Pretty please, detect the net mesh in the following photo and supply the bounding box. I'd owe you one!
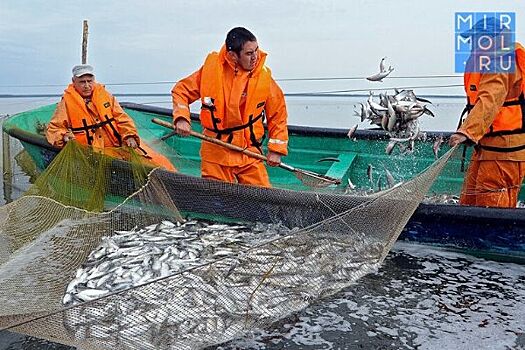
[0,141,456,349]
[23,142,156,212]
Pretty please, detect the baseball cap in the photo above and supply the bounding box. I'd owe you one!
[72,64,95,77]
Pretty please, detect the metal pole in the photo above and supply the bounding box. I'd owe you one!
[82,20,89,64]
[2,129,13,203]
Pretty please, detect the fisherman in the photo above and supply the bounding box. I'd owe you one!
[46,64,176,171]
[171,27,288,187]
[449,17,525,207]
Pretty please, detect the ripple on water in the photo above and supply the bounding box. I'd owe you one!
[214,242,525,350]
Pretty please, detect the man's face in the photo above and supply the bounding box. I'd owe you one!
[235,41,259,71]
[72,74,95,98]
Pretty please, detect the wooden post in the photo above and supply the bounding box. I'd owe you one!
[82,20,89,64]
[2,129,12,203]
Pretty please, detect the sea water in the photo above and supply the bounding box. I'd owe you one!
[216,243,525,350]
[0,244,523,350]
[1,96,523,350]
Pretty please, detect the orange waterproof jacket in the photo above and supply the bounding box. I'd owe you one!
[47,83,138,148]
[459,42,525,160]
[46,84,176,171]
[172,45,288,166]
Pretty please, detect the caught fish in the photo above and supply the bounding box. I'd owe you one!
[62,219,292,306]
[433,135,444,159]
[380,56,386,72]
[376,175,383,191]
[386,98,397,132]
[354,103,367,122]
[416,96,433,104]
[366,56,395,82]
[367,164,374,184]
[384,167,396,188]
[389,136,412,143]
[385,140,397,155]
[347,124,358,139]
[61,214,384,350]
[353,89,435,154]
[343,178,359,195]
[423,106,435,117]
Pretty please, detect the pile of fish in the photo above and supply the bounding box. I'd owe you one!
[62,218,383,350]
[352,89,436,154]
[62,220,291,305]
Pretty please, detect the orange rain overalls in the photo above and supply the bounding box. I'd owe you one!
[171,45,288,187]
[457,43,525,207]
[46,83,176,171]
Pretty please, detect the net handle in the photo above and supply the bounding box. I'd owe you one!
[151,118,342,186]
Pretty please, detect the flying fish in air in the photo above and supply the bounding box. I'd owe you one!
[366,56,394,82]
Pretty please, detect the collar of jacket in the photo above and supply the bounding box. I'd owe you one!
[218,44,268,77]
[65,82,104,100]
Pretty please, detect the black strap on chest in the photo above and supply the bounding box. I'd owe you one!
[463,92,525,152]
[202,102,266,152]
[478,143,525,152]
[70,115,122,146]
[461,93,525,136]
[79,119,94,145]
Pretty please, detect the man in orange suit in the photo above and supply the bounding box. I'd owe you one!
[171,27,288,187]
[47,64,175,171]
[449,17,525,207]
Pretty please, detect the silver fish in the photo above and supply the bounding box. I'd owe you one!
[376,174,383,191]
[347,124,358,139]
[367,164,374,184]
[433,135,444,159]
[61,216,384,350]
[384,167,396,188]
[386,98,397,132]
[366,57,395,82]
[385,140,397,155]
[354,89,435,149]
[354,103,366,122]
[380,56,387,72]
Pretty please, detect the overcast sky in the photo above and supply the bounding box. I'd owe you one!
[0,0,523,97]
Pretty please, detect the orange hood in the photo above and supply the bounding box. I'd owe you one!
[218,44,268,77]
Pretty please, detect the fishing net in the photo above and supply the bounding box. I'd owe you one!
[0,140,456,349]
[23,141,160,212]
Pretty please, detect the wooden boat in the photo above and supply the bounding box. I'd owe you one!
[2,102,524,263]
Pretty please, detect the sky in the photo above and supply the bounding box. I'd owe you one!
[0,0,523,97]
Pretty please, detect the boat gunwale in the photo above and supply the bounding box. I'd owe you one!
[2,103,524,261]
[3,103,525,222]
[119,102,455,141]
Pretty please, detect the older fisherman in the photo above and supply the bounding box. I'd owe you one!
[46,64,175,171]
[449,17,525,207]
[171,27,289,187]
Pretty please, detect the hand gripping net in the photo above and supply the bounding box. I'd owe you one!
[0,142,456,349]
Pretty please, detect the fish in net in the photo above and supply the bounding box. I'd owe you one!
[0,141,457,349]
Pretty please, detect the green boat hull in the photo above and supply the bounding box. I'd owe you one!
[3,103,473,193]
[3,103,525,262]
